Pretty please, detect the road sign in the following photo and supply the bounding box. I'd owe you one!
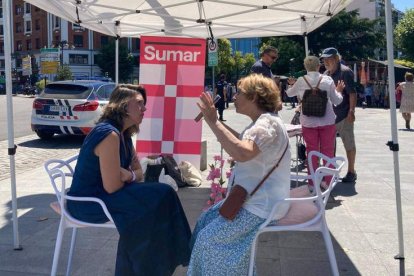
[40,48,59,74]
[22,56,32,76]
[208,39,218,67]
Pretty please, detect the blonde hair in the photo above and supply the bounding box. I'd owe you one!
[98,84,147,137]
[237,74,281,112]
[303,56,320,72]
[405,72,413,82]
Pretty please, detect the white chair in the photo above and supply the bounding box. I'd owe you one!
[44,156,116,276]
[248,151,346,276]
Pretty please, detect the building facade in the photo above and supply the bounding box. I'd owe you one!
[346,0,405,59]
[0,0,140,85]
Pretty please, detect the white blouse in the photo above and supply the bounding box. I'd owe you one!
[286,71,343,127]
[227,113,291,220]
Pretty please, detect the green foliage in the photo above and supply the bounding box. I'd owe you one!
[55,64,73,81]
[307,10,385,61]
[261,37,305,76]
[35,78,47,91]
[395,59,414,69]
[216,38,234,76]
[96,41,134,82]
[395,9,414,60]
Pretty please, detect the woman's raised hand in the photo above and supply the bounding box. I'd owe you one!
[336,80,346,93]
[197,92,218,124]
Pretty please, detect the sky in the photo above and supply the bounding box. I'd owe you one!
[392,0,414,12]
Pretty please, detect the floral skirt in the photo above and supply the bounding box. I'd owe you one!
[187,202,265,276]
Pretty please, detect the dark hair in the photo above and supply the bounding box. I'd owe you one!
[98,84,146,137]
[260,46,278,58]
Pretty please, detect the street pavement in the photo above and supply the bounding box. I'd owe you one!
[0,103,414,275]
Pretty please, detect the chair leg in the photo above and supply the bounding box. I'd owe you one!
[321,224,339,276]
[66,228,78,276]
[248,235,259,276]
[51,219,66,276]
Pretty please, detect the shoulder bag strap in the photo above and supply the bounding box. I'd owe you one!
[302,76,313,90]
[250,141,289,196]
[316,76,323,89]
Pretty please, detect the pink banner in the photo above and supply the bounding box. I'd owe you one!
[137,36,206,168]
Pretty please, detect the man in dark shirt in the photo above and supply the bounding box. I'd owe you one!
[321,47,357,183]
[214,74,227,121]
[250,46,278,78]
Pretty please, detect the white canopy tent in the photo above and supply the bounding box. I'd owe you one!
[5,0,404,260]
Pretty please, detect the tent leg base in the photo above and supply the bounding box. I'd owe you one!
[394,254,404,260]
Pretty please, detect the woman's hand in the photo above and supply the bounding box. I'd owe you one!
[120,167,133,183]
[197,92,218,125]
[336,80,346,93]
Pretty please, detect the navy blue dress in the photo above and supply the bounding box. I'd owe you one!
[67,121,191,275]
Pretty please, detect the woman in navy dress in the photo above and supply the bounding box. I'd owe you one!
[67,84,191,275]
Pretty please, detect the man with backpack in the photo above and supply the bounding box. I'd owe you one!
[321,47,358,183]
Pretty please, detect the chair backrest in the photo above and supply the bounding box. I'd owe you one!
[307,151,347,207]
[44,156,115,227]
[262,151,346,228]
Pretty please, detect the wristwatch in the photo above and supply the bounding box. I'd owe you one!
[349,109,355,113]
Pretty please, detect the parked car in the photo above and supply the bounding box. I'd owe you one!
[31,80,116,139]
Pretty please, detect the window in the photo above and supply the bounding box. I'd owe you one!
[17,41,23,51]
[0,60,5,68]
[15,5,22,15]
[35,19,40,30]
[0,25,3,36]
[0,44,4,54]
[25,3,31,14]
[100,36,109,46]
[52,16,60,29]
[94,54,99,65]
[69,54,88,65]
[72,23,85,32]
[0,6,3,18]
[25,20,32,33]
[96,84,116,100]
[35,38,40,49]
[73,35,83,47]
[15,22,22,33]
[26,40,32,51]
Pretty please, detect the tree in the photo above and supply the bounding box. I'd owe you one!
[395,9,414,60]
[261,37,305,76]
[96,41,134,82]
[55,64,73,81]
[307,10,385,61]
[217,38,234,77]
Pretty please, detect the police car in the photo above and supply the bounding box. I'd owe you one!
[31,80,116,139]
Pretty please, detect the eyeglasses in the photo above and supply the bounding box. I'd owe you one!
[267,54,278,60]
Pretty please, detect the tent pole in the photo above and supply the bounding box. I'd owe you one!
[304,35,309,57]
[115,38,119,84]
[384,0,404,259]
[3,0,21,250]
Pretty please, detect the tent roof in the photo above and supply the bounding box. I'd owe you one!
[26,0,354,39]
[368,58,412,69]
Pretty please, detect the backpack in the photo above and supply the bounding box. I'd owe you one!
[144,155,187,188]
[162,155,187,188]
[301,76,328,117]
